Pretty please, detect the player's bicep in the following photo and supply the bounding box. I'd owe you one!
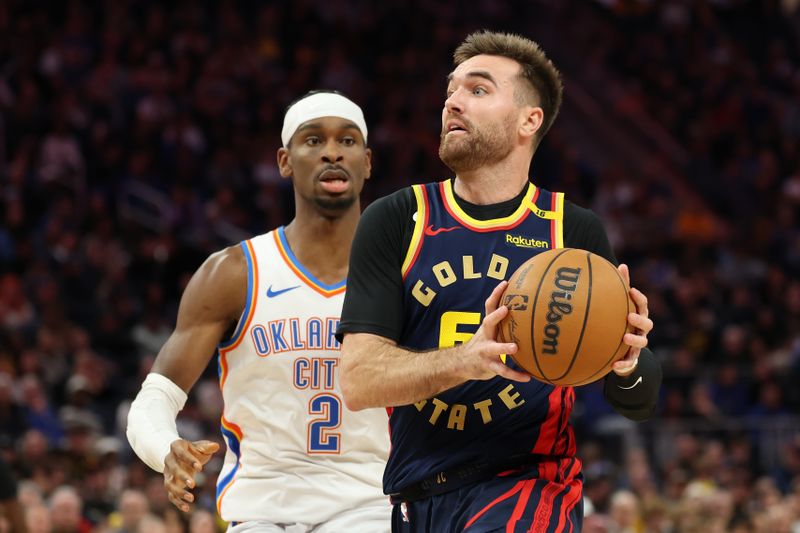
[152,246,247,391]
[339,193,409,341]
[342,332,398,354]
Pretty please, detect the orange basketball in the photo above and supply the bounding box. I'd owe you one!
[498,248,635,386]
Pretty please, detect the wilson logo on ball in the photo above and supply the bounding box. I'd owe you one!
[542,267,581,355]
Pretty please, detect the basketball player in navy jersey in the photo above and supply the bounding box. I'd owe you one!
[338,32,662,532]
[126,91,391,532]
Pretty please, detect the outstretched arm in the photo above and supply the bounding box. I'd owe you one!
[127,244,246,511]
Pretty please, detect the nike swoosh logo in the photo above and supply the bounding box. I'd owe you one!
[617,376,643,390]
[424,224,462,236]
[266,285,300,298]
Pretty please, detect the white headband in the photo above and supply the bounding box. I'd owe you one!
[281,92,368,147]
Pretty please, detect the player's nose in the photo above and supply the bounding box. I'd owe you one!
[321,139,343,163]
[445,88,465,115]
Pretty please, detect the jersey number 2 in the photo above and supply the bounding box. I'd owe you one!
[308,393,341,453]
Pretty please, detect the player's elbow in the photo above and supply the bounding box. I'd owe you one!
[341,380,365,412]
[340,359,367,412]
[340,336,370,411]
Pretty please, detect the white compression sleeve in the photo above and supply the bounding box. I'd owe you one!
[126,372,188,473]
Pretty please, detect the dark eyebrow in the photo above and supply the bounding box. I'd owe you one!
[295,120,360,134]
[446,70,498,87]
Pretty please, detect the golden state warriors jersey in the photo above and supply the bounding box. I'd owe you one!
[386,180,577,493]
[215,227,390,523]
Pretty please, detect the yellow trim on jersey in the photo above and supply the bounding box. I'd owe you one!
[553,192,565,249]
[401,185,427,279]
[443,179,537,229]
[523,196,563,221]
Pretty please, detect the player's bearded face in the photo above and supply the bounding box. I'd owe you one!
[438,112,516,172]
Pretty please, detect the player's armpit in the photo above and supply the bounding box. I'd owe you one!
[152,244,248,392]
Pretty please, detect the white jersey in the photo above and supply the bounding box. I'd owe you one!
[215,227,390,525]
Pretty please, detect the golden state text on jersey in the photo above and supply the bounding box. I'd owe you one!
[386,180,576,494]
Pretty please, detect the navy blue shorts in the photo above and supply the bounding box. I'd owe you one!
[391,459,583,533]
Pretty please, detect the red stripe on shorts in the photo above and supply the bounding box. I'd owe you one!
[554,478,582,533]
[505,479,535,533]
[528,481,559,532]
[463,481,525,530]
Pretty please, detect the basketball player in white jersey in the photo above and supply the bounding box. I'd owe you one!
[126,91,391,532]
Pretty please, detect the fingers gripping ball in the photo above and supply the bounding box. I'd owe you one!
[498,248,635,386]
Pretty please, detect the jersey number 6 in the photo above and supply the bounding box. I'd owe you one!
[439,311,481,347]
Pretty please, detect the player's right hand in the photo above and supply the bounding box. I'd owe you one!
[463,281,530,383]
[163,439,220,512]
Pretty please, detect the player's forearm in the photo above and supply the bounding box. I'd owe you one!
[341,333,468,410]
[604,347,661,421]
[126,373,187,472]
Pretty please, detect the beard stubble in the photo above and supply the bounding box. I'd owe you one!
[438,114,516,172]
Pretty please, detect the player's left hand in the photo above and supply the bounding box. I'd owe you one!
[613,264,653,377]
[163,439,220,512]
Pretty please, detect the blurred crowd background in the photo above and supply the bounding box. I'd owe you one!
[0,0,799,532]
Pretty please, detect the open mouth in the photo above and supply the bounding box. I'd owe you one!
[318,168,350,194]
[445,120,468,136]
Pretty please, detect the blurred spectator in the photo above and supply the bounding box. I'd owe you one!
[19,375,63,445]
[0,456,24,533]
[0,373,26,447]
[135,514,167,533]
[49,485,90,533]
[108,489,148,533]
[607,490,641,533]
[25,504,51,533]
[188,509,216,533]
[0,274,36,331]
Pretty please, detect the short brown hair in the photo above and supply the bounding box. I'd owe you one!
[454,30,563,142]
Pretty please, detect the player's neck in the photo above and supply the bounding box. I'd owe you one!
[453,157,531,205]
[282,206,359,284]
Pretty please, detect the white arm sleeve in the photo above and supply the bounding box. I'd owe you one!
[126,372,188,473]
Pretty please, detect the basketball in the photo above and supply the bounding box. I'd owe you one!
[498,248,635,386]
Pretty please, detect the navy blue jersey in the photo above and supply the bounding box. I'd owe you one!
[385,179,576,494]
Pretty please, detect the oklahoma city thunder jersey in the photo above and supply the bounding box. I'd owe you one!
[387,179,577,493]
[215,227,390,523]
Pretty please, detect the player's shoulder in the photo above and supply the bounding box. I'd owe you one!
[210,241,247,266]
[366,186,416,212]
[198,242,248,287]
[563,199,604,228]
[362,186,417,224]
[179,242,249,321]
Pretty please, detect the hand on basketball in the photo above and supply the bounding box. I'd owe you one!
[163,439,220,512]
[462,281,531,383]
[614,264,653,377]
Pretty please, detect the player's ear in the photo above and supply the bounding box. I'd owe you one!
[364,147,372,181]
[277,147,293,178]
[519,106,543,142]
